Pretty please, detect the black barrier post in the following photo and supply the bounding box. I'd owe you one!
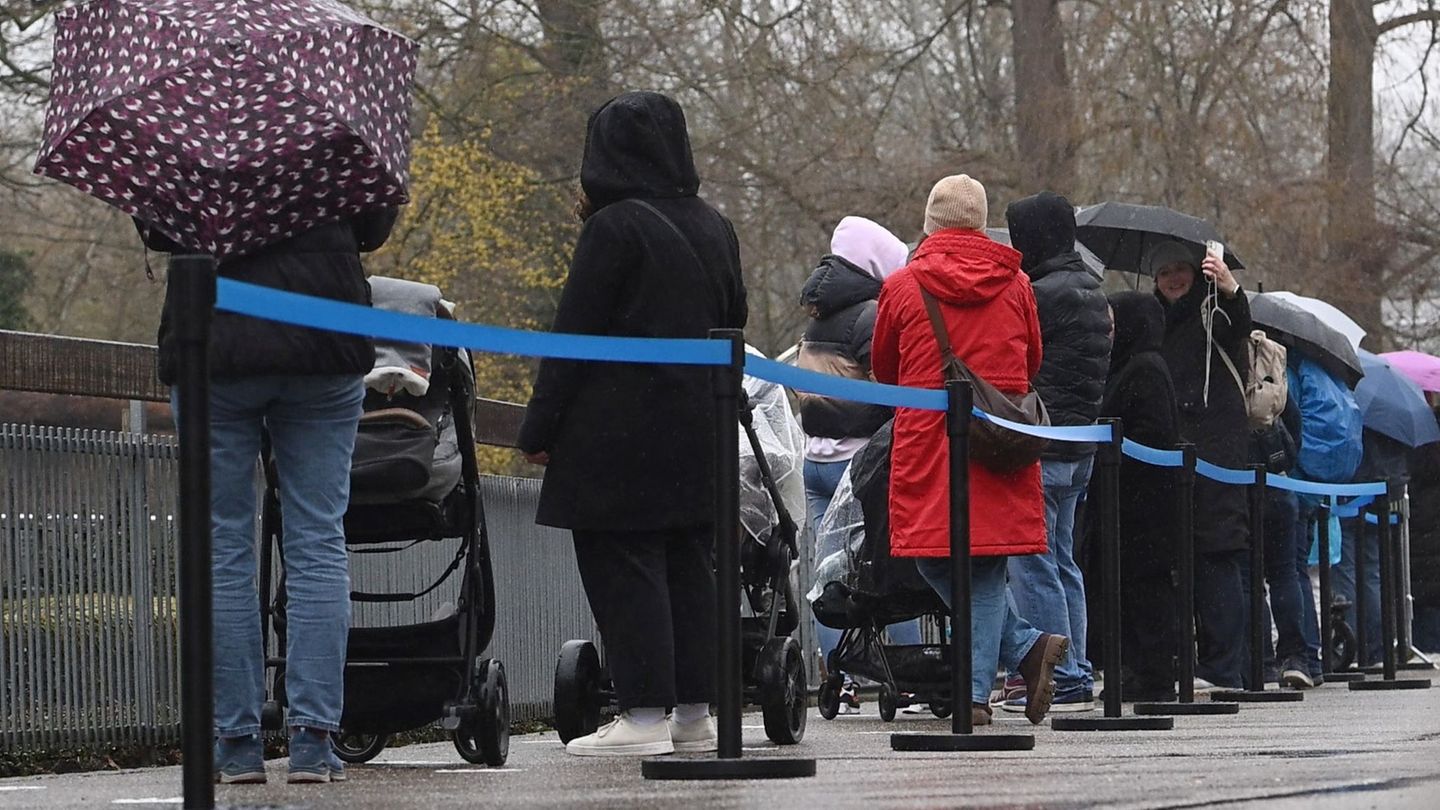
[1319,502,1364,683]
[1350,483,1431,691]
[1213,466,1303,703]
[643,330,816,780]
[1135,444,1238,716]
[174,255,216,808]
[1054,420,1173,731]
[891,380,1035,752]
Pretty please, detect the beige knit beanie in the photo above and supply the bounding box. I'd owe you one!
[923,174,988,235]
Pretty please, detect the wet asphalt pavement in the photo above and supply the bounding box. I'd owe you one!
[3,672,1439,809]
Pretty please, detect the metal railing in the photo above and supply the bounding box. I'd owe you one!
[0,421,600,748]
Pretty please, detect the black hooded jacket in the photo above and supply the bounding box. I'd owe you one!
[795,255,891,441]
[1156,268,1253,553]
[517,92,748,531]
[1006,192,1111,460]
[139,209,395,385]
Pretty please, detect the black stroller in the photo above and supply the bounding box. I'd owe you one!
[552,372,809,746]
[260,279,509,766]
[810,420,955,721]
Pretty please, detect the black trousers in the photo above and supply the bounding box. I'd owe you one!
[1120,556,1176,695]
[571,526,717,710]
[1194,550,1247,688]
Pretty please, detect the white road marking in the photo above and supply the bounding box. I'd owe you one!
[0,786,46,791]
[111,799,183,805]
[434,768,525,774]
[375,760,454,766]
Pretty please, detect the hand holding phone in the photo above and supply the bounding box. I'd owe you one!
[1201,240,1237,295]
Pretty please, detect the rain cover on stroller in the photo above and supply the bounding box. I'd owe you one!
[739,346,805,545]
[807,420,944,628]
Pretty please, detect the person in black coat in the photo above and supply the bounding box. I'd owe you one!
[1149,239,1252,689]
[516,91,747,757]
[139,209,397,783]
[1001,191,1112,708]
[1408,413,1440,652]
[1101,292,1182,699]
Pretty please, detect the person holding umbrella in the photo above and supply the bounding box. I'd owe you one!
[1147,239,1253,690]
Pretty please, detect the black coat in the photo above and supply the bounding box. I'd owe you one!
[139,210,395,385]
[1157,276,1252,553]
[517,92,748,531]
[1007,193,1111,460]
[1408,428,1440,608]
[795,255,891,440]
[1103,292,1181,577]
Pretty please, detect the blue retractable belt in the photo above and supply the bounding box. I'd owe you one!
[215,278,1390,497]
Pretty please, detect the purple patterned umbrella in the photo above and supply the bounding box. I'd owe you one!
[34,0,417,259]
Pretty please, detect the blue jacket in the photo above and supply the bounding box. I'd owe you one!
[1287,357,1363,484]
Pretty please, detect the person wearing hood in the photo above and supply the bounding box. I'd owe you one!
[517,92,747,757]
[873,174,1068,727]
[997,192,1111,714]
[1102,291,1182,700]
[1149,239,1252,690]
[796,215,917,711]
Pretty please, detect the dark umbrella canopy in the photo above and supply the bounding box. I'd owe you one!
[1247,292,1364,388]
[985,227,1104,279]
[35,0,417,258]
[1356,350,1440,448]
[1075,201,1244,276]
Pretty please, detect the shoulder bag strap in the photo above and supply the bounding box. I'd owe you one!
[919,287,968,382]
[627,198,731,320]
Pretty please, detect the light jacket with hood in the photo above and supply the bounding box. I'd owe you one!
[797,216,909,462]
[518,91,748,531]
[872,228,1046,558]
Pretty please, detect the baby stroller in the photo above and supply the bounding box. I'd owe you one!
[808,420,955,721]
[552,353,810,745]
[260,277,510,766]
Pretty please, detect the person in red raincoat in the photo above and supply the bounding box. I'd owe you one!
[872,174,1069,726]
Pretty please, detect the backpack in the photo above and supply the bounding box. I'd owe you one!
[1217,329,1288,429]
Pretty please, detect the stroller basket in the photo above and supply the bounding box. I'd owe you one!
[341,616,465,734]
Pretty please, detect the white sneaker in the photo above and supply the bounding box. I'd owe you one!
[669,716,717,753]
[1192,677,1218,693]
[565,715,674,757]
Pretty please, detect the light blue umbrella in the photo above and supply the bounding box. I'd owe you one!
[1355,350,1440,447]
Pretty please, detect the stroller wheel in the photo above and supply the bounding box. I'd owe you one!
[930,700,953,719]
[554,640,603,744]
[758,637,807,745]
[456,659,510,766]
[878,684,898,722]
[817,674,843,721]
[332,731,389,764]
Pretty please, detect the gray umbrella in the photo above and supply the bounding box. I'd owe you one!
[1247,291,1364,388]
[985,228,1104,279]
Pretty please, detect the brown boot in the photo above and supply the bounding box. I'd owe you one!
[1017,633,1070,725]
[971,703,993,726]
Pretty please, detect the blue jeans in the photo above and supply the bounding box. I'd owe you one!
[1334,518,1383,666]
[1240,490,1306,669]
[1007,456,1092,693]
[805,458,921,665]
[1294,502,1322,673]
[176,375,363,736]
[916,556,1042,704]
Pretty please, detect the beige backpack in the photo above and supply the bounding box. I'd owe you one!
[1217,329,1288,429]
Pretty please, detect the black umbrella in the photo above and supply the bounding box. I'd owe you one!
[985,227,1104,279]
[1247,292,1364,388]
[1075,202,1243,276]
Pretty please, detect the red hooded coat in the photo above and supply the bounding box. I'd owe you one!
[872,229,1046,558]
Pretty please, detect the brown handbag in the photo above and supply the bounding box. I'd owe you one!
[920,288,1050,472]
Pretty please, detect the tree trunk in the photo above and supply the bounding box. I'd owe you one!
[535,0,612,176]
[1326,0,1383,345]
[1010,0,1077,198]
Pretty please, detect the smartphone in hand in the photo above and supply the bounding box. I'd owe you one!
[1205,240,1224,262]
